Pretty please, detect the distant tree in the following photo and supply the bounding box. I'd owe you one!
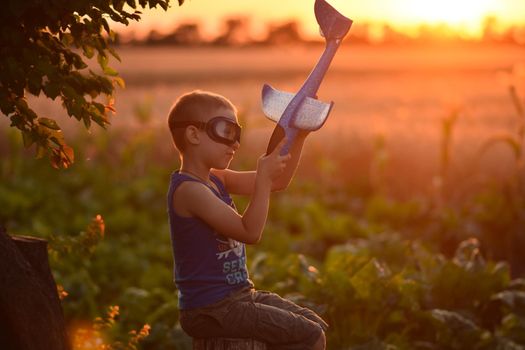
[145,28,167,43]
[0,0,184,168]
[213,18,250,46]
[482,16,500,43]
[381,24,411,45]
[167,23,202,45]
[141,23,202,45]
[265,21,303,45]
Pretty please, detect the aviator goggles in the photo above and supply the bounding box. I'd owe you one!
[173,116,242,146]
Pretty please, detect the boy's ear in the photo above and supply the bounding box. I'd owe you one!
[185,125,201,145]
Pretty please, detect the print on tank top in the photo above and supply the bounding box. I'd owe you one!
[215,234,248,286]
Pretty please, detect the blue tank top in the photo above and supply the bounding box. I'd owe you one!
[167,171,252,310]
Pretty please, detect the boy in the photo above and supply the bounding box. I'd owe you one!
[167,90,328,350]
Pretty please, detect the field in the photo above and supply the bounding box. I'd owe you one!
[1,44,525,349]
[17,44,525,192]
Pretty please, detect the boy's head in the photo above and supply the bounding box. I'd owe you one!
[168,90,239,153]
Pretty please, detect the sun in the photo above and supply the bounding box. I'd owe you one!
[400,0,496,25]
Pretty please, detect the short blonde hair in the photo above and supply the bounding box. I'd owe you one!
[168,90,237,152]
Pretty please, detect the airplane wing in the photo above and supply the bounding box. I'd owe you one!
[261,84,334,131]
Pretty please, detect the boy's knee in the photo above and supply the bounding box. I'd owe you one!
[312,329,325,350]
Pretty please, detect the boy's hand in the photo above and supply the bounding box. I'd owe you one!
[256,137,291,187]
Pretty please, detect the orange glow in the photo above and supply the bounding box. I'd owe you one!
[396,0,495,24]
[300,0,505,38]
[389,0,499,38]
[71,324,105,350]
[114,0,525,40]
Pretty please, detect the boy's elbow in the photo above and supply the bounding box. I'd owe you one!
[245,233,262,245]
[239,225,263,244]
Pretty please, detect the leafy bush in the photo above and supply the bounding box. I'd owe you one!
[253,235,524,349]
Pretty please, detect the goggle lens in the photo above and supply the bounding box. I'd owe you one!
[212,119,241,145]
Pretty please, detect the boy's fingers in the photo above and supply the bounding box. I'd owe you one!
[272,137,288,155]
[278,153,291,162]
[277,137,287,148]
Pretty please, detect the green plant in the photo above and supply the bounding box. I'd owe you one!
[433,107,460,207]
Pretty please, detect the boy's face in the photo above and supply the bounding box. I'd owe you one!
[199,106,240,169]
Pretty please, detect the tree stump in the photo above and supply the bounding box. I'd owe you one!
[0,227,70,350]
[193,338,267,350]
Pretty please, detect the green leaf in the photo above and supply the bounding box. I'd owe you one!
[102,19,111,34]
[43,82,61,100]
[431,309,479,330]
[15,99,38,121]
[36,145,47,159]
[113,76,126,89]
[61,33,74,47]
[49,136,64,147]
[38,118,61,130]
[509,279,525,291]
[492,291,525,314]
[82,114,92,129]
[108,46,121,62]
[22,130,35,147]
[430,309,483,344]
[453,238,485,270]
[103,65,119,77]
[27,71,43,96]
[350,258,390,299]
[62,145,75,165]
[83,45,95,59]
[35,59,54,76]
[0,97,15,115]
[97,53,109,70]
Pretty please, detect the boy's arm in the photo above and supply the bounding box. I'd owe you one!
[213,131,309,195]
[272,130,308,190]
[177,139,290,244]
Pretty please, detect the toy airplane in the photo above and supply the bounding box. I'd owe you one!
[263,0,352,154]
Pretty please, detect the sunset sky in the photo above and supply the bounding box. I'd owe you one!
[116,0,525,39]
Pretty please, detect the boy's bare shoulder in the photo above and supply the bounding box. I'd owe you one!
[173,181,210,216]
[174,180,210,199]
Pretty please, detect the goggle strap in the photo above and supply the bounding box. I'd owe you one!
[172,121,206,129]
